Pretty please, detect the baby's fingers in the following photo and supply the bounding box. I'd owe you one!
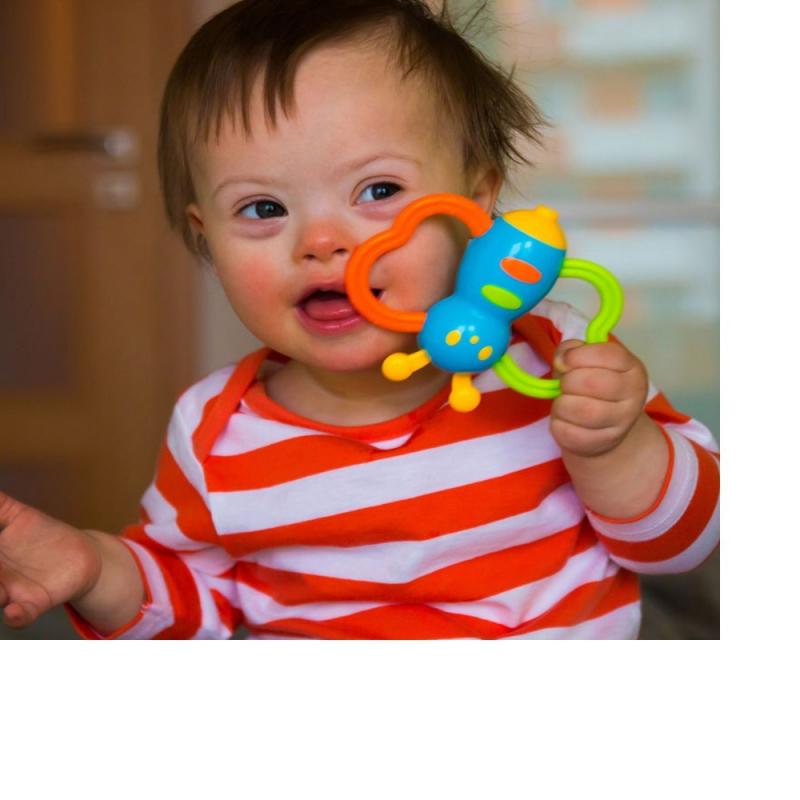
[556,340,639,373]
[559,367,629,402]
[552,393,623,430]
[0,564,51,628]
[2,599,42,629]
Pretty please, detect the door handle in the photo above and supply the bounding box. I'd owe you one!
[30,128,138,162]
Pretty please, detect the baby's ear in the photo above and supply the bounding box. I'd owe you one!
[185,204,214,267]
[185,202,204,235]
[470,167,502,215]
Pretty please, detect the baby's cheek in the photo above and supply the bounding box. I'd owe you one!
[394,224,462,286]
[231,255,280,289]
[220,256,284,314]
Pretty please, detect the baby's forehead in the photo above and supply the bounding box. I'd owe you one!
[194,41,453,164]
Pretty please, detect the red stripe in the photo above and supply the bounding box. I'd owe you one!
[645,391,693,426]
[119,525,204,639]
[219,458,571,554]
[253,604,507,639]
[205,387,552,491]
[154,441,218,545]
[513,314,561,365]
[237,522,595,605]
[243,374,450,442]
[594,440,719,563]
[210,588,243,634]
[148,549,204,639]
[248,570,638,639]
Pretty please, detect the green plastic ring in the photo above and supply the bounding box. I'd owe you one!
[493,258,624,399]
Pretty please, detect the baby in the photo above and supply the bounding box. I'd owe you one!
[0,0,719,639]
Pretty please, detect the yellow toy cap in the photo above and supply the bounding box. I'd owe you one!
[502,206,567,250]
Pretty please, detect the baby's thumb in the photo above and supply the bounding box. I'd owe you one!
[552,339,583,379]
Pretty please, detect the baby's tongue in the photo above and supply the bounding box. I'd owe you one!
[301,290,358,321]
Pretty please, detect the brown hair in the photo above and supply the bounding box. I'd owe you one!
[158,0,546,258]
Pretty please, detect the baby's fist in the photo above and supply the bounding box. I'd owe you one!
[550,339,648,458]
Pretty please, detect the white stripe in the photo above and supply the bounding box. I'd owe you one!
[367,431,417,450]
[502,603,641,639]
[212,415,561,533]
[587,427,699,542]
[206,572,240,602]
[611,496,720,575]
[189,569,231,640]
[174,364,235,433]
[531,298,589,341]
[167,364,237,494]
[246,483,583,583]
[213,403,336,455]
[664,419,719,453]
[180,546,237,576]
[168,409,212,506]
[430,543,618,627]
[115,540,175,640]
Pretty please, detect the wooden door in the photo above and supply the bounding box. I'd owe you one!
[0,0,199,636]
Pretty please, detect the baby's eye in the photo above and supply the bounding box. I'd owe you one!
[238,199,287,219]
[356,182,402,204]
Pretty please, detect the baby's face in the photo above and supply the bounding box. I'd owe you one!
[187,40,496,374]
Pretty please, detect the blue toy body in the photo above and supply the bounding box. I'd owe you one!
[419,216,567,372]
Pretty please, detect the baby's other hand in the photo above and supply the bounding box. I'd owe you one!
[0,491,101,628]
[550,339,649,458]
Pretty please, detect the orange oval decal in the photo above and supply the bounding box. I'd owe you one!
[500,257,541,284]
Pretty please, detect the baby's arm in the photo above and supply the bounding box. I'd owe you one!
[550,334,719,575]
[0,492,143,632]
[69,530,145,633]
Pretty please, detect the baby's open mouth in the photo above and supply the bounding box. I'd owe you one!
[297,287,382,324]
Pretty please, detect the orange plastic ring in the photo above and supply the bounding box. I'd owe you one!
[344,193,493,333]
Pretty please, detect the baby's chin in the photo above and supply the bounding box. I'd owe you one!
[303,348,396,376]
[299,330,419,374]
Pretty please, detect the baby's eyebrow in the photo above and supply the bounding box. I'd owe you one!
[212,176,275,200]
[336,151,421,176]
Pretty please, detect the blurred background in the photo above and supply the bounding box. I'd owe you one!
[1,0,718,639]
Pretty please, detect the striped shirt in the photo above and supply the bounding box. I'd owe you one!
[67,300,720,639]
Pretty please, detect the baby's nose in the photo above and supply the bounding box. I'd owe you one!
[293,218,352,264]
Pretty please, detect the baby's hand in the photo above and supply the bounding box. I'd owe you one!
[0,491,101,628]
[550,339,649,458]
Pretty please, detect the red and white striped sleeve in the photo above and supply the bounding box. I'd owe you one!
[66,369,242,640]
[586,388,720,574]
[531,299,720,575]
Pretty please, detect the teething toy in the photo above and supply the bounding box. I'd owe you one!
[344,193,623,412]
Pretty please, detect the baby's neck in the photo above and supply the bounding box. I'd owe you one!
[264,359,450,427]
